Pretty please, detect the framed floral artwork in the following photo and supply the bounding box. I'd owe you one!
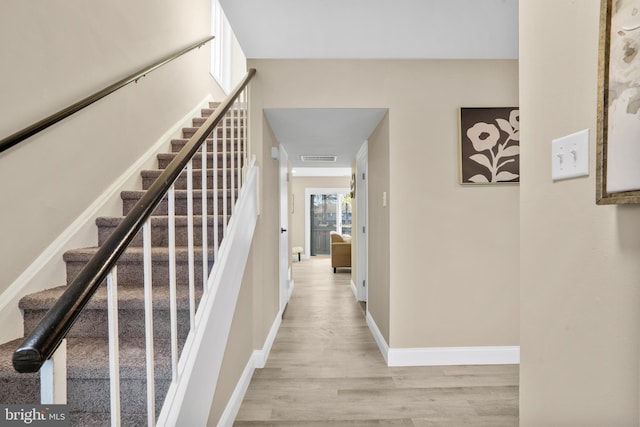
[458,107,520,184]
[596,0,640,204]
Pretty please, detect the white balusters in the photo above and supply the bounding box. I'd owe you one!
[213,129,220,263]
[107,268,121,427]
[245,86,251,172]
[237,101,242,190]
[242,92,247,183]
[230,108,235,215]
[142,221,156,426]
[222,112,228,235]
[202,143,209,291]
[97,88,253,426]
[167,186,179,381]
[186,161,195,329]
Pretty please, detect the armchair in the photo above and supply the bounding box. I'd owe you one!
[330,231,351,273]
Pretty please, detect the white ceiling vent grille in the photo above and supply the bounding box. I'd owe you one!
[300,155,337,162]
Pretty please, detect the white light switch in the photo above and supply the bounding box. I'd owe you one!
[382,191,387,207]
[551,129,589,181]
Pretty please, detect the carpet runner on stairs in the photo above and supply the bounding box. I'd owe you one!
[0,102,243,426]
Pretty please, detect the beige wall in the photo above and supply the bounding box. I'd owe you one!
[0,0,224,299]
[248,58,519,349]
[290,176,350,255]
[520,0,640,424]
[252,115,281,348]
[368,113,391,342]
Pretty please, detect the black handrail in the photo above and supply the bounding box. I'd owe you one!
[12,68,257,373]
[0,35,215,154]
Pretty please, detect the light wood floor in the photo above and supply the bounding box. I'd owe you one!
[234,256,519,426]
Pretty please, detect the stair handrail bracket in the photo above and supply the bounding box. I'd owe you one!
[12,68,257,374]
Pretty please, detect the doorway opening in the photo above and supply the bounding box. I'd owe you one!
[309,193,352,255]
[305,188,350,258]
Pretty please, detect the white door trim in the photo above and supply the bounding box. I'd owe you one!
[355,141,368,302]
[278,144,291,313]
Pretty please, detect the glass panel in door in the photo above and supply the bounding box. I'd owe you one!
[310,194,337,255]
[341,194,352,237]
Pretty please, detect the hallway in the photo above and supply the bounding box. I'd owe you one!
[234,256,518,426]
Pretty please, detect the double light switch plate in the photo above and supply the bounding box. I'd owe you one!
[551,129,589,181]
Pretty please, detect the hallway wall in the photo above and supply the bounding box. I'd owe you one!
[368,113,391,343]
[248,58,519,350]
[520,0,640,424]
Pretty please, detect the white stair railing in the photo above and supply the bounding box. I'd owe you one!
[32,71,256,427]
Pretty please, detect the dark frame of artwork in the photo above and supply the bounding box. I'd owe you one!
[458,107,520,185]
[350,173,356,198]
[597,0,640,204]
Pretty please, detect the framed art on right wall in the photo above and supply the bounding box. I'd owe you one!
[597,0,640,204]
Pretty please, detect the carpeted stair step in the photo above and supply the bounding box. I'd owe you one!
[141,168,244,191]
[20,285,202,340]
[199,102,233,115]
[192,116,244,128]
[0,339,39,404]
[0,98,240,424]
[64,246,214,287]
[121,189,235,216]
[200,108,216,118]
[0,336,172,422]
[181,126,243,140]
[65,337,171,417]
[96,215,224,247]
[170,138,241,153]
[156,152,243,169]
[69,411,145,427]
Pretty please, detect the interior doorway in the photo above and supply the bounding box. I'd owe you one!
[309,193,352,255]
[305,188,350,258]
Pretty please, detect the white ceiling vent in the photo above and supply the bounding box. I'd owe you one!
[300,155,337,163]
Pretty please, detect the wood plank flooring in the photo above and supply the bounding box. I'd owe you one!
[234,256,519,426]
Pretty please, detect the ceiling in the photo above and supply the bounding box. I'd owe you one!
[219,0,518,60]
[221,0,519,170]
[264,109,387,169]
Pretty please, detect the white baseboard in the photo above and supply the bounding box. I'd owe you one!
[254,310,282,369]
[216,352,257,427]
[0,95,213,345]
[366,311,389,364]
[218,310,283,426]
[365,312,519,367]
[350,280,358,299]
[288,279,295,301]
[388,346,520,366]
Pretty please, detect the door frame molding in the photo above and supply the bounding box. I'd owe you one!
[355,141,368,302]
[278,144,292,313]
